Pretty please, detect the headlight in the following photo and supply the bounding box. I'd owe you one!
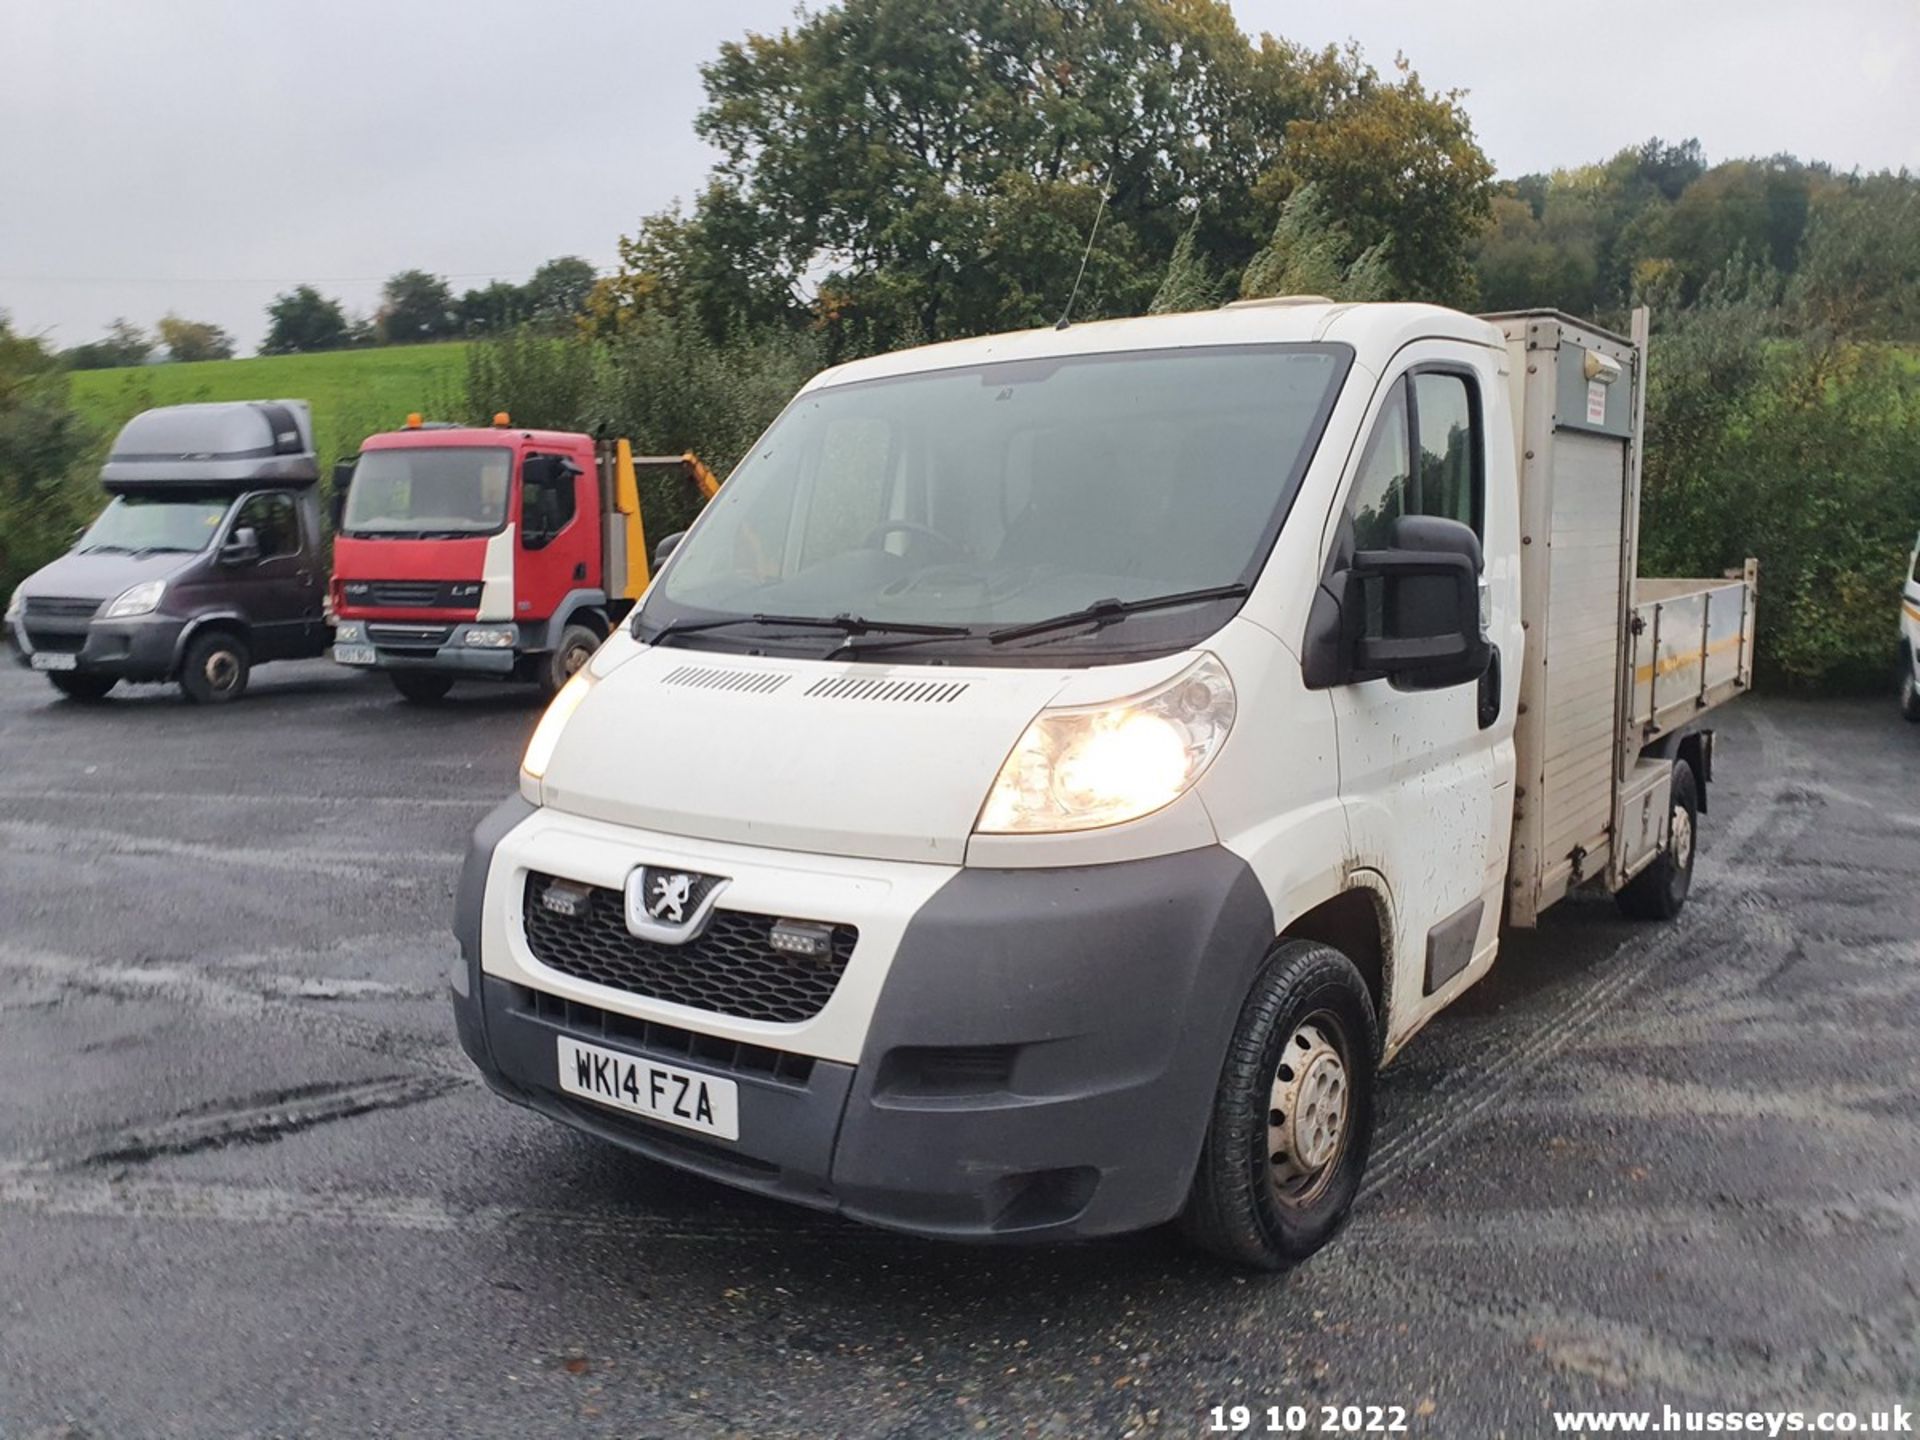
[333,620,365,644]
[977,654,1236,834]
[463,625,517,649]
[522,669,595,781]
[102,580,165,619]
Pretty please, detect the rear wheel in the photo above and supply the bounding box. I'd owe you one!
[178,631,250,705]
[542,622,601,698]
[1617,760,1698,920]
[389,671,455,705]
[1179,940,1378,1270]
[48,671,116,703]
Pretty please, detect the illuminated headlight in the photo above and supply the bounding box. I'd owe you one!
[102,580,165,619]
[977,654,1236,834]
[463,625,517,649]
[333,620,365,645]
[522,669,595,781]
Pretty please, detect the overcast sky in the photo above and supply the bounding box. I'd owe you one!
[3,0,1913,354]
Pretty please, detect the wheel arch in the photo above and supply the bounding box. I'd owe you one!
[540,588,610,650]
[171,612,251,677]
[1276,880,1394,1062]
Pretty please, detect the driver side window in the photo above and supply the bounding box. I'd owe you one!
[234,492,300,559]
[1347,371,1484,549]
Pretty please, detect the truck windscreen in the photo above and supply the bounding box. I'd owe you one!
[78,494,231,554]
[342,447,512,537]
[647,343,1350,657]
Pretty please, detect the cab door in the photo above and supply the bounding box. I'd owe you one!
[1326,344,1520,1047]
[223,491,319,660]
[515,444,601,630]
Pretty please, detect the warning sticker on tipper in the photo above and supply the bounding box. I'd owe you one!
[1586,378,1608,425]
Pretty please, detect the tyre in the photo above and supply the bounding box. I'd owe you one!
[48,671,116,703]
[1616,760,1698,920]
[1179,940,1378,1271]
[389,671,455,705]
[178,630,250,705]
[542,621,602,698]
[1900,647,1920,722]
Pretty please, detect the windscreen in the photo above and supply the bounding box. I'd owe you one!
[342,447,513,537]
[78,494,231,555]
[647,344,1349,658]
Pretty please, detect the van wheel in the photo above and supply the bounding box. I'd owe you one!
[179,631,250,705]
[48,672,116,703]
[1179,940,1377,1271]
[1617,761,1698,920]
[390,672,454,704]
[1900,648,1920,721]
[542,622,601,698]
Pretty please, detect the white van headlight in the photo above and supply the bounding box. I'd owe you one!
[102,580,165,619]
[522,669,596,782]
[976,655,1236,834]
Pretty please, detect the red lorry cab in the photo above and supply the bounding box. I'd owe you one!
[329,415,714,703]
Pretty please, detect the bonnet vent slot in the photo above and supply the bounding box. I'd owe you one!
[661,665,789,695]
[804,676,969,704]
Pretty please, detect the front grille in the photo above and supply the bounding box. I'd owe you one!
[367,622,453,650]
[24,629,86,653]
[364,581,442,608]
[522,872,854,1024]
[509,984,816,1087]
[24,597,102,619]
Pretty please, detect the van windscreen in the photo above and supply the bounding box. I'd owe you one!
[646,343,1350,661]
[342,447,513,537]
[78,493,231,555]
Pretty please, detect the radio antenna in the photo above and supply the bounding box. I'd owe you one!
[1055,180,1112,330]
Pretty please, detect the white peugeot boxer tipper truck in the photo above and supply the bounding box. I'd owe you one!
[451,301,1756,1268]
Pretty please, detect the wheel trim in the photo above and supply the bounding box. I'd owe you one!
[1266,1017,1350,1207]
[1670,799,1695,871]
[204,650,241,692]
[560,642,592,678]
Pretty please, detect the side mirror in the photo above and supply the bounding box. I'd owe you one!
[329,461,355,531]
[221,526,262,566]
[1342,515,1489,688]
[653,531,686,568]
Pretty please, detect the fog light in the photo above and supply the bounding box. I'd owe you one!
[769,919,834,960]
[334,620,365,645]
[463,626,516,649]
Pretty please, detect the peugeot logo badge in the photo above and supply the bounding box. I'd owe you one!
[625,865,728,944]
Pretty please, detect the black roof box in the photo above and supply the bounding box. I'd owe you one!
[100,400,317,492]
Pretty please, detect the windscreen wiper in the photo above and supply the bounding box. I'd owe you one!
[640,610,973,648]
[986,583,1251,646]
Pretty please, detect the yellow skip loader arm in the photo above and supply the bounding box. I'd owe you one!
[604,440,723,603]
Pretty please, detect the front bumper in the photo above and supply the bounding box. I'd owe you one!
[7,613,186,681]
[452,797,1276,1241]
[333,619,517,677]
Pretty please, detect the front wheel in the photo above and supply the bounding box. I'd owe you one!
[1900,649,1920,722]
[1616,760,1698,920]
[48,671,117,703]
[178,631,250,705]
[542,622,602,698]
[389,671,455,705]
[1179,940,1378,1271]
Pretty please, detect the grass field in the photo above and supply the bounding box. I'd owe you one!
[67,342,470,466]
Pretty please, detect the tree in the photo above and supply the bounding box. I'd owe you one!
[377,270,456,344]
[619,0,1488,350]
[62,318,151,371]
[1239,183,1391,302]
[1788,174,1920,342]
[262,286,349,354]
[521,257,597,326]
[1275,58,1493,304]
[456,281,526,336]
[0,313,93,595]
[156,314,235,363]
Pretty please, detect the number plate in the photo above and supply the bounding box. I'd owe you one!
[333,644,376,666]
[556,1036,739,1140]
[30,652,77,671]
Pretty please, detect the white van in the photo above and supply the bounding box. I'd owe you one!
[450,301,1755,1268]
